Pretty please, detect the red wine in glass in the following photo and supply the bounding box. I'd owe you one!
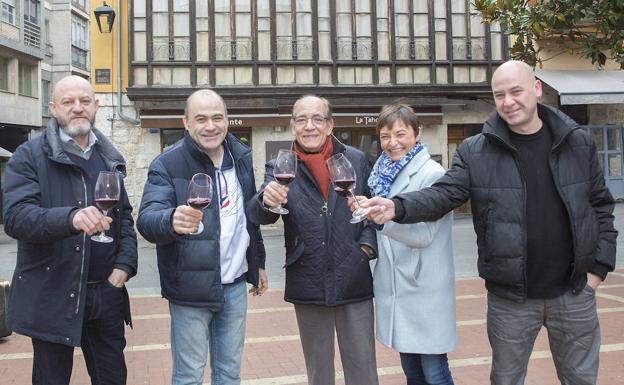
[326,153,370,224]
[274,173,296,186]
[95,198,119,211]
[186,173,213,235]
[269,149,297,215]
[334,179,355,191]
[187,197,212,210]
[334,187,350,198]
[92,171,120,243]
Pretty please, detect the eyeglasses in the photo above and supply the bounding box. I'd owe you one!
[292,115,328,128]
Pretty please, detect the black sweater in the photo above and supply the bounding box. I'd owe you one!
[510,126,573,299]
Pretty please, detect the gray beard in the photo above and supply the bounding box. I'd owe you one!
[61,123,92,138]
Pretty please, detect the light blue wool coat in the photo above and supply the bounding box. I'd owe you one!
[373,149,456,354]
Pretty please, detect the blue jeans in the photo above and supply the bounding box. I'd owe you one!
[400,353,454,385]
[169,280,248,385]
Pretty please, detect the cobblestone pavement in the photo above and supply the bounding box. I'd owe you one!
[1,269,623,385]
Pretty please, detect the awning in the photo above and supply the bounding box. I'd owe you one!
[535,70,624,105]
[0,146,12,158]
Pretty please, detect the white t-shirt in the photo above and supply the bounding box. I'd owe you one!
[215,149,250,284]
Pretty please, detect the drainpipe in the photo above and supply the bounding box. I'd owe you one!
[116,0,140,125]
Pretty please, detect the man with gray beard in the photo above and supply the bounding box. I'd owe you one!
[3,75,137,385]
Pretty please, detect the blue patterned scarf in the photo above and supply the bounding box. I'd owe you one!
[367,143,424,198]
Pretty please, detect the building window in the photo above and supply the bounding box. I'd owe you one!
[18,62,36,97]
[152,0,190,62]
[71,15,88,70]
[71,0,86,11]
[335,0,372,61]
[450,0,488,83]
[0,57,9,91]
[133,0,146,61]
[23,0,39,24]
[215,0,252,61]
[394,0,430,61]
[275,0,313,60]
[1,0,15,25]
[23,0,40,48]
[41,79,50,115]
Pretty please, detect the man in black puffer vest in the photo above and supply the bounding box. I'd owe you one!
[3,75,137,385]
[364,61,617,385]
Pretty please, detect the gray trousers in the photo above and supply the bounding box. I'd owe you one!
[487,285,600,385]
[294,299,379,385]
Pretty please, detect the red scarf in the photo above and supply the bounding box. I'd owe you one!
[294,138,334,200]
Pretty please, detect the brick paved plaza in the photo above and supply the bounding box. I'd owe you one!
[1,269,623,385]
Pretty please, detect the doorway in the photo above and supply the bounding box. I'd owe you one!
[333,127,380,164]
[584,125,624,199]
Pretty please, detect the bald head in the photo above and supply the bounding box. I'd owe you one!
[492,60,536,86]
[292,95,332,118]
[185,89,227,120]
[490,60,543,134]
[52,75,94,103]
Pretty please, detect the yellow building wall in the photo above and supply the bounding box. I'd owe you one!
[536,39,621,71]
[90,0,130,92]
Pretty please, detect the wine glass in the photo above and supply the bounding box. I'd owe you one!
[186,173,213,235]
[269,149,297,215]
[92,171,120,243]
[326,153,370,224]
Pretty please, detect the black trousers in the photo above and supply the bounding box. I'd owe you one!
[32,281,129,385]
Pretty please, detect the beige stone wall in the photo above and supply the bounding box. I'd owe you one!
[589,105,624,125]
[94,93,161,210]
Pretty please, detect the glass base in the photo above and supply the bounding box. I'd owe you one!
[268,205,289,215]
[91,233,114,243]
[190,222,204,235]
[350,207,370,224]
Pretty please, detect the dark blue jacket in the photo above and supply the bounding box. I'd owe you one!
[3,118,137,346]
[137,132,266,310]
[247,138,377,306]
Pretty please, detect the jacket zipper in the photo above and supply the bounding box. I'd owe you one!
[548,155,577,279]
[75,173,88,315]
[510,152,529,301]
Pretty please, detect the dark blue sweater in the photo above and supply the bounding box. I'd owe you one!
[68,149,117,282]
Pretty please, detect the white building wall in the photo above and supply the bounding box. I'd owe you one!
[0,57,41,127]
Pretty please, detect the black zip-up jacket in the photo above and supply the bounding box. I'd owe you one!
[392,104,617,302]
[3,118,137,346]
[137,132,266,310]
[247,138,377,306]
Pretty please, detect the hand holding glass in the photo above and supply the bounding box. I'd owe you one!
[326,153,370,224]
[269,149,297,215]
[92,171,120,243]
[186,173,213,235]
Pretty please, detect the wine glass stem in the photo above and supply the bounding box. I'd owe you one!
[100,209,107,237]
[349,190,363,210]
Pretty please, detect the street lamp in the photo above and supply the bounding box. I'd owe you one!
[94,2,116,34]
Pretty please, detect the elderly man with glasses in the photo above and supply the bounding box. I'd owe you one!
[248,95,380,385]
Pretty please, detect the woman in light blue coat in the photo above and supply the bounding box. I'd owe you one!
[368,104,456,385]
